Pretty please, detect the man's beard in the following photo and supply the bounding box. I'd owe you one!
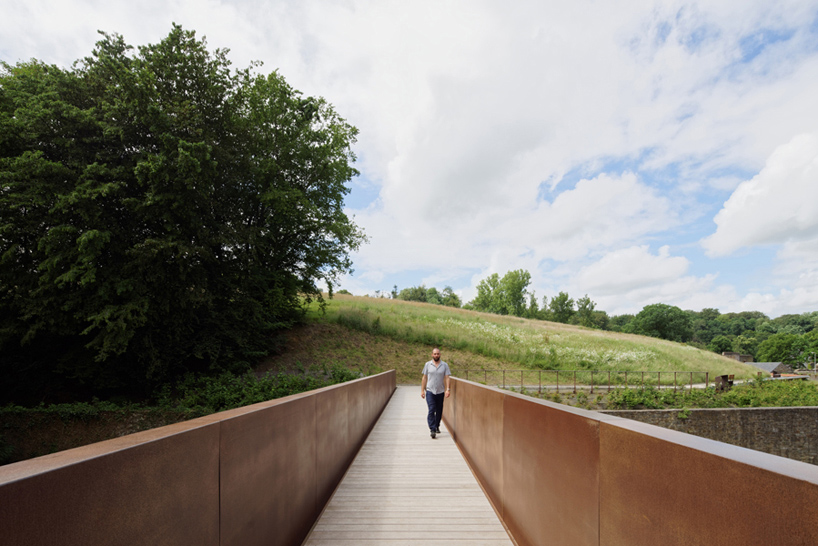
[433,356,440,362]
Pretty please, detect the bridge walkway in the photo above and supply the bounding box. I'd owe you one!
[302,385,513,546]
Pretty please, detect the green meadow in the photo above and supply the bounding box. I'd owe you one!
[290,294,760,385]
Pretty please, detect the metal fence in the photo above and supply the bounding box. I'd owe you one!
[461,369,710,394]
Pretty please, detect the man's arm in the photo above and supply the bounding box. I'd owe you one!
[444,373,451,398]
[421,369,427,399]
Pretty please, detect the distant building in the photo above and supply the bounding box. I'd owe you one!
[722,352,754,363]
[748,362,794,377]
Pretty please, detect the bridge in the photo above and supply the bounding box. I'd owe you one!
[303,385,512,545]
[2,370,818,545]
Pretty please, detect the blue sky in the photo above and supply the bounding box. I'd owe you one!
[3,0,818,317]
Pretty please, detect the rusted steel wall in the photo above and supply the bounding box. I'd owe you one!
[0,370,395,546]
[443,377,818,546]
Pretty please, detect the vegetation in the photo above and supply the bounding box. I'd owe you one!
[0,26,363,402]
[625,303,693,343]
[395,285,461,308]
[156,366,359,414]
[378,270,818,367]
[465,269,532,316]
[320,295,758,382]
[686,310,818,365]
[605,378,818,410]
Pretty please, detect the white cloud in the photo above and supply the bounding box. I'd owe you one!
[348,171,675,286]
[562,245,723,315]
[576,245,690,296]
[528,173,675,261]
[702,133,818,256]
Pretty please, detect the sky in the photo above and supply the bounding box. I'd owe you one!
[3,0,818,318]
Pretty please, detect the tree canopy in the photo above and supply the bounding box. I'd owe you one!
[756,331,818,366]
[466,270,532,316]
[396,285,461,308]
[626,303,693,343]
[548,291,576,324]
[0,26,364,400]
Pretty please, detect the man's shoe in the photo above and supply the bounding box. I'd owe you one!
[430,430,436,439]
[435,427,441,433]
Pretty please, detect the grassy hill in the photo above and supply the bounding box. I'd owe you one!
[258,294,760,385]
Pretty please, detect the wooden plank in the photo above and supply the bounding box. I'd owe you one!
[302,386,513,545]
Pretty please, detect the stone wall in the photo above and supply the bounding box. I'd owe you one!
[600,407,818,465]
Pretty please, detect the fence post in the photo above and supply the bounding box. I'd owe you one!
[573,371,576,394]
[705,371,709,389]
[608,371,612,392]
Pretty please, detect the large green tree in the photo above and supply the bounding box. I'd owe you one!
[497,269,531,317]
[626,303,693,343]
[574,294,596,327]
[398,285,428,303]
[548,292,575,324]
[467,270,531,317]
[440,286,462,308]
[0,26,363,399]
[756,332,817,367]
[467,273,502,314]
[707,335,734,354]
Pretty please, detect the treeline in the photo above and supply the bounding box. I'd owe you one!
[684,309,818,366]
[464,270,603,327]
[339,286,461,307]
[602,306,818,367]
[367,270,604,326]
[366,269,818,367]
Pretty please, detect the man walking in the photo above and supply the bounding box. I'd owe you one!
[421,348,451,439]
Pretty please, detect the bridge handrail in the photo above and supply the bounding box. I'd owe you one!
[443,376,818,546]
[0,370,396,546]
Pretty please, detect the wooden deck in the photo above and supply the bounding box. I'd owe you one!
[302,385,513,545]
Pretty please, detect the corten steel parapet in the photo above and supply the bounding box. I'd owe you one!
[0,370,396,546]
[443,377,818,546]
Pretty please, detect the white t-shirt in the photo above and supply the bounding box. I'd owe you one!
[422,360,451,395]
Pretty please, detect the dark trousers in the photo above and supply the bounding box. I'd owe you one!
[426,391,445,431]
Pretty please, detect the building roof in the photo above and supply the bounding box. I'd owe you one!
[748,362,783,373]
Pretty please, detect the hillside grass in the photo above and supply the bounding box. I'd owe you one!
[303,295,760,384]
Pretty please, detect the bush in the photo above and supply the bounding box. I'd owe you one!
[159,366,361,414]
[607,380,818,410]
